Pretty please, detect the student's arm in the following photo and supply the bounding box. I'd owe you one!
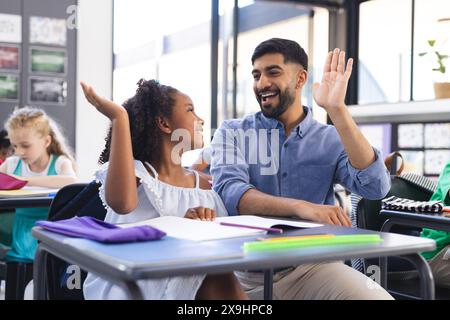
[210,121,351,226]
[22,159,77,188]
[80,82,137,214]
[0,162,6,173]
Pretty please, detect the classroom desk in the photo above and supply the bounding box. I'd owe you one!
[379,209,450,298]
[0,196,54,210]
[32,224,436,300]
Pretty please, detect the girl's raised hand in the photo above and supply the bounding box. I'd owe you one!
[80,81,126,120]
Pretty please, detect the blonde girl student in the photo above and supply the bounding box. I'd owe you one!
[0,107,77,262]
[80,79,247,300]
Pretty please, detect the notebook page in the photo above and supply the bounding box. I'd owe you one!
[215,215,322,229]
[118,216,265,241]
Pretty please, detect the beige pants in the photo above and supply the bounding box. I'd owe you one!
[236,261,394,300]
[429,245,450,289]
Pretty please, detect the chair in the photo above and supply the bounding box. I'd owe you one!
[5,181,106,300]
[44,181,106,300]
[353,173,450,299]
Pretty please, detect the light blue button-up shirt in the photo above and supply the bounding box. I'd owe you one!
[210,106,390,216]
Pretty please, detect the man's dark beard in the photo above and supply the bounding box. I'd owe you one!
[259,88,295,119]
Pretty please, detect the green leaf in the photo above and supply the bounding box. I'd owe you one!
[418,52,427,56]
[432,66,446,74]
[428,39,436,47]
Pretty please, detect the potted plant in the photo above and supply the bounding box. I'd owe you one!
[419,39,450,99]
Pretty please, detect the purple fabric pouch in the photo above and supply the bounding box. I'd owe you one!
[36,216,166,243]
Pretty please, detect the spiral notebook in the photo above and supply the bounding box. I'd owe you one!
[381,196,444,214]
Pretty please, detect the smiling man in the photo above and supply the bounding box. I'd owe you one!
[210,38,393,300]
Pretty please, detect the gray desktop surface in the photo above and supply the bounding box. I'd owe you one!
[32,224,436,281]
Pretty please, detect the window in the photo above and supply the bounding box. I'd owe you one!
[413,0,450,101]
[359,0,412,104]
[113,0,211,54]
[358,0,450,104]
[232,3,328,123]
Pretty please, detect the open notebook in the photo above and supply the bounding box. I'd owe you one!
[118,215,322,241]
[0,186,59,198]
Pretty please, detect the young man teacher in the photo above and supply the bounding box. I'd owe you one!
[211,38,393,300]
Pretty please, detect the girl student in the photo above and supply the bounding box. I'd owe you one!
[0,107,77,262]
[80,79,247,300]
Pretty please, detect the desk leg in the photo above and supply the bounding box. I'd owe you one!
[121,281,144,300]
[264,269,273,300]
[33,245,48,300]
[400,253,435,300]
[380,218,435,300]
[379,218,396,289]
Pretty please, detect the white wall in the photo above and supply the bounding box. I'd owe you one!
[76,0,113,181]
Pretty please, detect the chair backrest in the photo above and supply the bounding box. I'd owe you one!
[355,173,436,275]
[356,174,436,231]
[45,181,107,300]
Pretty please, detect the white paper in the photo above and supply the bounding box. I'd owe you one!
[118,215,321,241]
[0,14,21,43]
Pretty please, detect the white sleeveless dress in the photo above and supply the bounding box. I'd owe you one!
[83,160,228,300]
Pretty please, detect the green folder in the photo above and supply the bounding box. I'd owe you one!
[243,234,382,252]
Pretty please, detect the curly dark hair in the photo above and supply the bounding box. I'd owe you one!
[99,79,178,164]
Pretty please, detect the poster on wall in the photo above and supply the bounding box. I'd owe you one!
[0,14,21,43]
[30,47,66,75]
[424,123,450,148]
[425,150,450,175]
[0,74,19,102]
[29,76,67,105]
[398,124,423,148]
[30,16,66,46]
[0,44,20,71]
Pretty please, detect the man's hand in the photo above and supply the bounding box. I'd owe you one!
[184,207,216,221]
[313,48,353,113]
[294,200,352,227]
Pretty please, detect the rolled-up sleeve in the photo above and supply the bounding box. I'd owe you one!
[210,121,255,216]
[335,147,391,200]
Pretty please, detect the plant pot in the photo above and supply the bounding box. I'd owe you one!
[434,82,450,99]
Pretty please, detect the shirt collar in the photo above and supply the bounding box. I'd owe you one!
[260,106,314,138]
[295,106,314,138]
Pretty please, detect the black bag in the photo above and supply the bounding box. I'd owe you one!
[45,181,107,300]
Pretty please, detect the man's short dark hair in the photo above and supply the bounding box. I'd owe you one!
[251,38,308,71]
